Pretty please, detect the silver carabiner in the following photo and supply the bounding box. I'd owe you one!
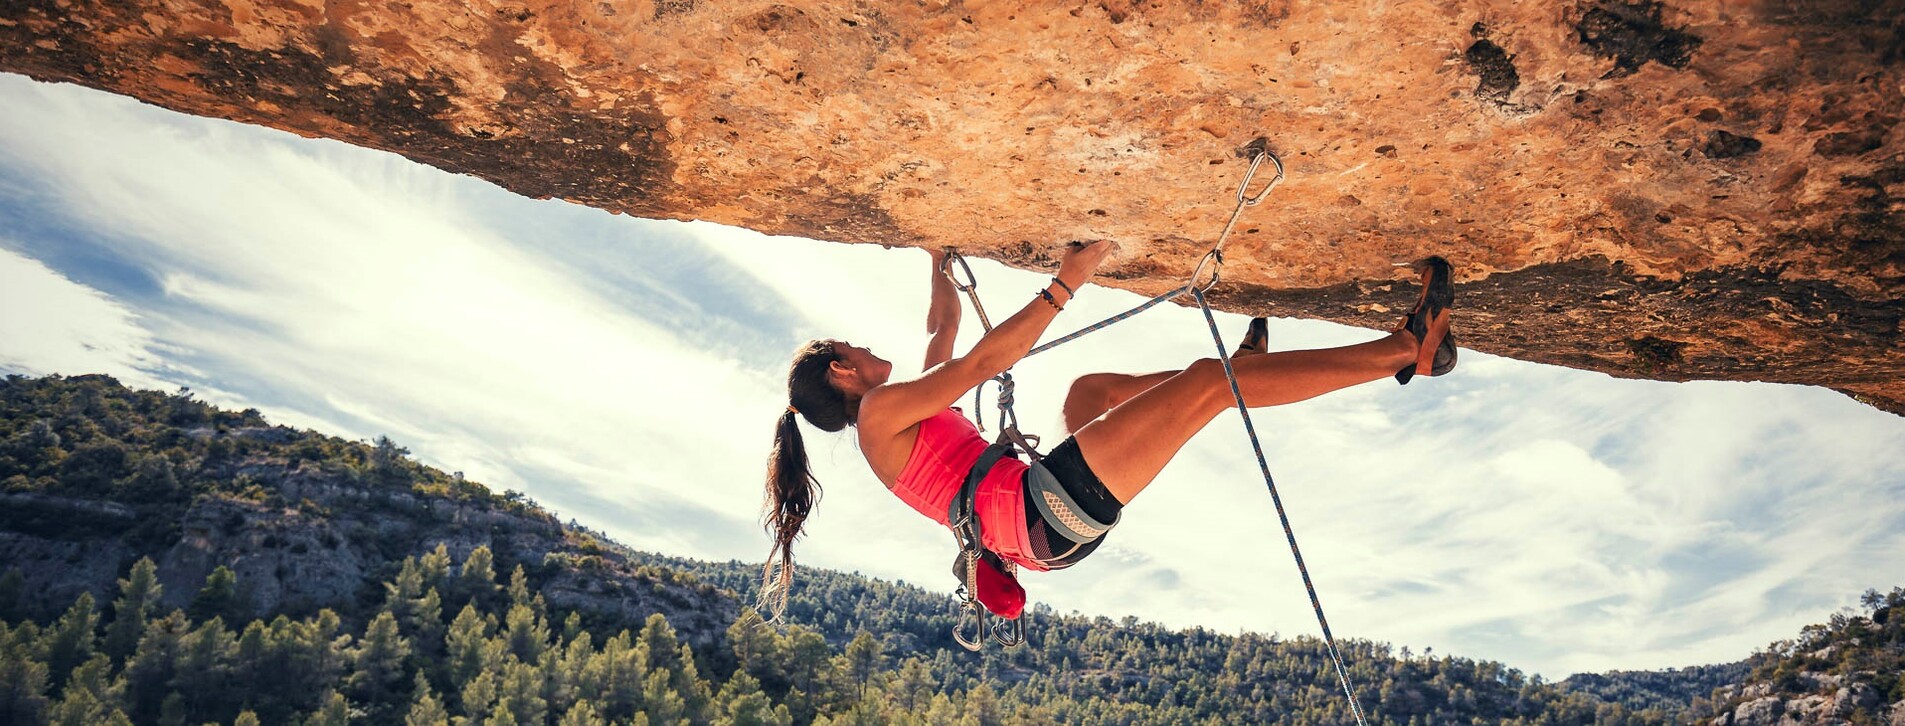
[992,615,1025,648]
[1188,249,1223,294]
[1237,150,1285,207]
[952,593,986,651]
[943,249,980,293]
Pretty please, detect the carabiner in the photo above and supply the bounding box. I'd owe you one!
[952,594,986,651]
[943,249,980,293]
[1188,249,1224,294]
[1237,150,1285,207]
[991,615,1025,649]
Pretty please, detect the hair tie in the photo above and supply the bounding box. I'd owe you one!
[786,405,799,416]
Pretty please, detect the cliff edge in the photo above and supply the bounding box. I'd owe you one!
[2,0,1899,412]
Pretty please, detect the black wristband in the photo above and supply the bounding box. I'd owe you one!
[1038,288,1064,311]
[1049,276,1074,298]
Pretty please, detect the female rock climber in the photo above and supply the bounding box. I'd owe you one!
[759,240,1454,618]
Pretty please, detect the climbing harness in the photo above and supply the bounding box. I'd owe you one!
[938,145,1367,725]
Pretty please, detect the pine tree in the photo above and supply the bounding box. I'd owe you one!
[507,566,532,607]
[105,558,161,660]
[590,630,646,719]
[420,544,453,590]
[638,614,680,674]
[562,611,583,645]
[237,610,348,720]
[306,691,350,726]
[555,700,608,726]
[483,697,519,726]
[122,609,189,723]
[0,628,50,725]
[170,616,237,724]
[187,566,247,625]
[406,673,450,726]
[893,658,936,713]
[350,611,413,708]
[388,557,427,613]
[371,435,413,486]
[839,631,885,701]
[728,609,782,692]
[45,653,130,726]
[455,547,497,609]
[964,682,1003,726]
[498,660,548,725]
[503,602,549,663]
[157,691,187,726]
[42,591,98,690]
[307,610,351,702]
[540,644,574,717]
[779,626,831,707]
[446,605,497,688]
[232,621,269,701]
[673,643,714,723]
[718,671,791,726]
[460,671,499,722]
[413,587,446,657]
[640,668,685,725]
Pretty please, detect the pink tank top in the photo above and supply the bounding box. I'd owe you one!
[891,408,1044,570]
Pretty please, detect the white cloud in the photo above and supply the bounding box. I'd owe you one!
[4,73,1903,680]
[0,244,170,390]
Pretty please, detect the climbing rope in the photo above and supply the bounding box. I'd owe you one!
[1191,287,1366,726]
[942,145,1367,723]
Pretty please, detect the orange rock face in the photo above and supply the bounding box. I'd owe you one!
[3,0,1900,412]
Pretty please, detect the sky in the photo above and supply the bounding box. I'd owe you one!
[2,73,1902,680]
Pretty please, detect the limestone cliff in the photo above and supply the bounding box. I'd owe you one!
[2,0,1900,412]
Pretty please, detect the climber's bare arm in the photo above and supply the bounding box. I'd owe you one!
[923,248,960,371]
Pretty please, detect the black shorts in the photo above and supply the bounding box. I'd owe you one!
[1023,437,1123,569]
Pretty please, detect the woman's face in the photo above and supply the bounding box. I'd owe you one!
[830,340,892,388]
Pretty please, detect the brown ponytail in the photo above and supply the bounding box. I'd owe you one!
[761,340,854,622]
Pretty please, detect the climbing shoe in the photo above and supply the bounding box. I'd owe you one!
[1234,317,1270,357]
[1394,256,1456,385]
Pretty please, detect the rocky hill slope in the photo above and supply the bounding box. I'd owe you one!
[0,373,738,652]
[2,0,1899,414]
[1696,588,1905,726]
[4,373,1902,724]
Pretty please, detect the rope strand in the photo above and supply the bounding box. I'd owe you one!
[1194,288,1366,726]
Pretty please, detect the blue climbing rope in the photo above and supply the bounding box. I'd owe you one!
[1025,283,1194,358]
[1193,288,1367,726]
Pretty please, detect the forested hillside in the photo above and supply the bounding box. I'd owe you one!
[0,374,1896,724]
[1692,587,1905,724]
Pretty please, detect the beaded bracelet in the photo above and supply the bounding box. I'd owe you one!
[1037,288,1064,312]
